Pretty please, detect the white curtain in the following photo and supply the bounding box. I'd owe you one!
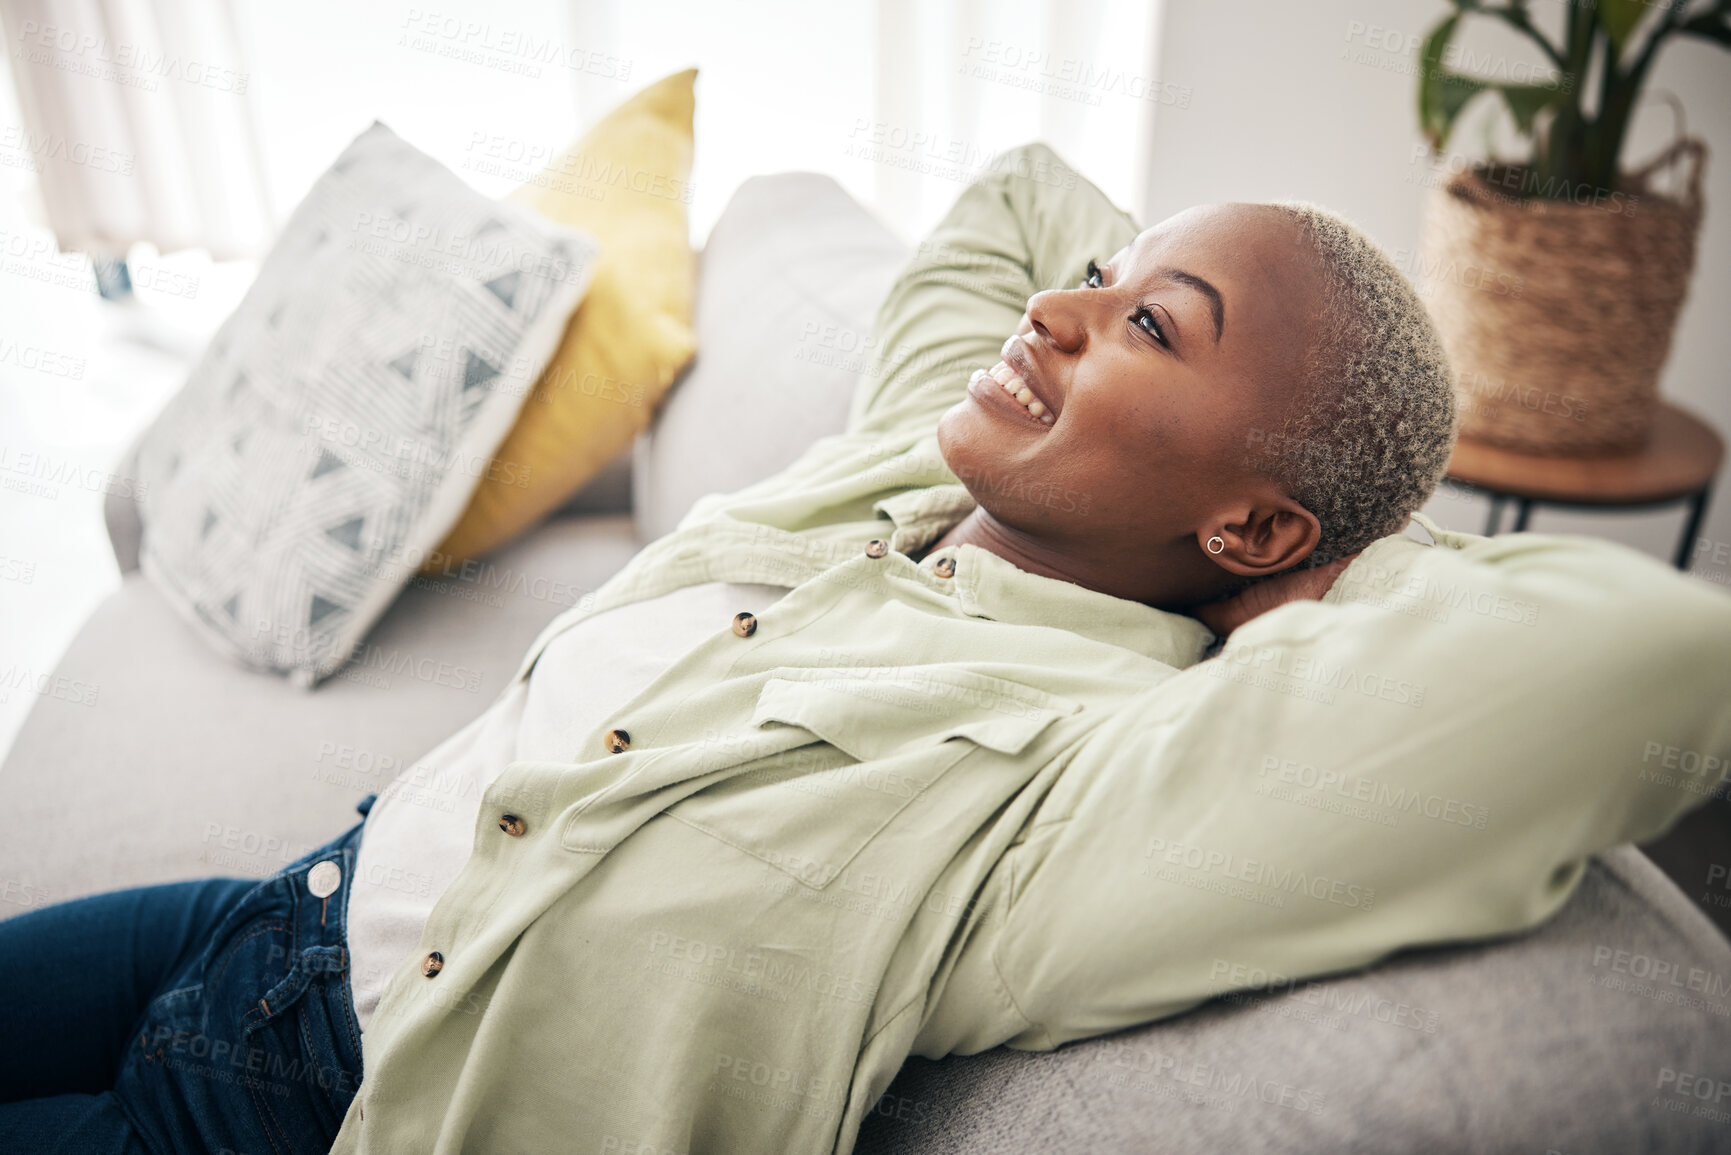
[865,0,1169,234]
[0,0,1171,257]
[0,0,272,259]
[558,0,1173,243]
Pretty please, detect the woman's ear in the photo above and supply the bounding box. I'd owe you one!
[1202,499,1321,577]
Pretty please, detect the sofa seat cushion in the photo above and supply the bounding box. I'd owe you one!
[0,515,640,911]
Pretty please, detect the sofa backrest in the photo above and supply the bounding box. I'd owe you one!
[632,172,910,543]
[855,844,1731,1154]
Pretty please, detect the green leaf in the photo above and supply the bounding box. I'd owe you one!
[1497,82,1569,135]
[1419,15,1464,149]
[1598,0,1649,53]
[1430,73,1492,152]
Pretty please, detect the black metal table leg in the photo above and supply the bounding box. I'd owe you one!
[1676,487,1713,571]
[1454,474,1721,567]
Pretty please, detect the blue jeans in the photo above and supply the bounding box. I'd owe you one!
[0,796,375,1155]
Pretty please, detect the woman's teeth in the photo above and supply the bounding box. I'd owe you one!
[984,361,1054,424]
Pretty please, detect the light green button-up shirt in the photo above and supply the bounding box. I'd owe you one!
[335,145,1731,1155]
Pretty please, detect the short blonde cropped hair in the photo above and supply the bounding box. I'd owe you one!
[1255,201,1460,566]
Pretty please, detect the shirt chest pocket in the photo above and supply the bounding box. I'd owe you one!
[663,667,1081,889]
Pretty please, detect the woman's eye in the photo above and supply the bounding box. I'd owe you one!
[1084,260,1165,347]
[1133,305,1167,347]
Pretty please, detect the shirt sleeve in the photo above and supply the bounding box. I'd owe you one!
[923,522,1731,1053]
[844,142,1140,442]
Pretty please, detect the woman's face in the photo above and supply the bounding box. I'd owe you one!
[935,202,1331,584]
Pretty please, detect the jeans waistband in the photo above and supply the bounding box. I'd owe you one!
[249,795,375,1033]
[204,793,375,953]
[120,793,380,1143]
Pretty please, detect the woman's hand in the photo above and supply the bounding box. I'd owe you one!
[1190,552,1361,640]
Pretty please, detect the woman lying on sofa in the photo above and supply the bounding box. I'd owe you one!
[3,143,1727,1155]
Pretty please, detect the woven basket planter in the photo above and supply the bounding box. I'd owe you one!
[1417,139,1705,455]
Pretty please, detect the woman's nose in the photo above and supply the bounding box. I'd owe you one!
[1025,288,1087,354]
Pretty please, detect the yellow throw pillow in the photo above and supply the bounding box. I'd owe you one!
[427,68,698,567]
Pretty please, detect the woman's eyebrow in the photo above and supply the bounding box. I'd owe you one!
[1154,268,1225,343]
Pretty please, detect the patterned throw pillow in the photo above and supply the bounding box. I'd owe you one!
[135,122,597,688]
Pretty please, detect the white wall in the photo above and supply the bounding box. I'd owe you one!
[1147,0,1731,582]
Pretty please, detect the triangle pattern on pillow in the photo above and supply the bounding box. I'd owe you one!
[310,448,345,479]
[484,271,521,309]
[325,516,365,551]
[463,350,501,391]
[308,594,346,628]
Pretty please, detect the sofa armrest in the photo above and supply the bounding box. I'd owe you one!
[105,431,148,574]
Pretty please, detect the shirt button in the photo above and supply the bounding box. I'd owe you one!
[604,728,631,753]
[498,814,526,837]
[933,556,956,579]
[864,538,889,559]
[731,611,757,637]
[422,951,444,978]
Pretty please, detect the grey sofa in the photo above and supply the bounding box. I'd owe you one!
[4,173,1729,1155]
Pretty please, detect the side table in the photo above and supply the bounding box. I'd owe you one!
[1443,402,1725,571]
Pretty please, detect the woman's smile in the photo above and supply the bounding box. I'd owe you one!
[966,363,1054,428]
[966,334,1059,428]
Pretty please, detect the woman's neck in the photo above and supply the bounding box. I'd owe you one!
[916,507,1227,610]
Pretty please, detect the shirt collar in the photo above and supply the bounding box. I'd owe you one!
[872,477,1217,670]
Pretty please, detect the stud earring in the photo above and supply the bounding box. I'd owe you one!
[1206,535,1225,555]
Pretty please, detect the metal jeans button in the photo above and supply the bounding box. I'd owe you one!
[307,861,341,898]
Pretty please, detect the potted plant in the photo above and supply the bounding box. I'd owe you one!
[1414,0,1729,454]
